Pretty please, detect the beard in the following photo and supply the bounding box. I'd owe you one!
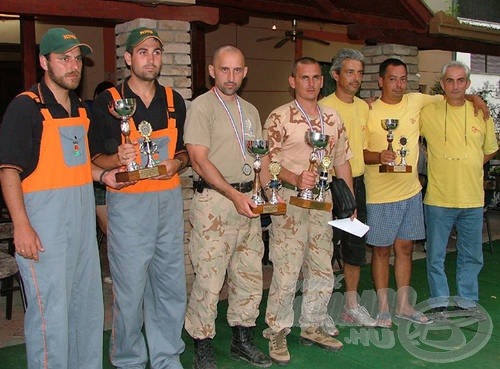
[47,67,81,91]
[131,63,161,82]
[216,82,239,96]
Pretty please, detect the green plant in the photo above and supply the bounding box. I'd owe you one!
[429,79,444,95]
[470,81,500,133]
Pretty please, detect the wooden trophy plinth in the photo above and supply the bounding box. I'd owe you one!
[289,196,333,212]
[252,202,287,215]
[379,164,412,173]
[115,164,167,182]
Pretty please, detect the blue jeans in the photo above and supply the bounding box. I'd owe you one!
[424,205,483,308]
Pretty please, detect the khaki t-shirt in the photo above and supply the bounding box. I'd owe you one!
[184,89,262,183]
[263,101,352,177]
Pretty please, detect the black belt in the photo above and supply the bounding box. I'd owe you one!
[194,179,254,193]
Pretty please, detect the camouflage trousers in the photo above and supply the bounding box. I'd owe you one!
[265,187,334,333]
[185,188,265,339]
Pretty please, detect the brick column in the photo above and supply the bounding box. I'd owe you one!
[115,18,195,293]
[360,43,420,98]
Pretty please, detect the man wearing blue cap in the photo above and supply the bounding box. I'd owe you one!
[0,27,120,369]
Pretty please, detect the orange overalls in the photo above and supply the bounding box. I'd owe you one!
[17,92,103,369]
[104,87,186,368]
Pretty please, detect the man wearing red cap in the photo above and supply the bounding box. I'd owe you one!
[0,27,120,369]
[90,27,188,369]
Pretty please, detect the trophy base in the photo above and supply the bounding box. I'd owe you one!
[289,196,332,212]
[379,164,412,173]
[116,165,167,182]
[252,202,287,215]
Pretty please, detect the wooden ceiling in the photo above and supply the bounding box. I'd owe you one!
[1,0,499,55]
[196,0,500,55]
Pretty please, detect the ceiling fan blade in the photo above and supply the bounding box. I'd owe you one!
[300,35,330,46]
[256,36,280,42]
[274,38,290,48]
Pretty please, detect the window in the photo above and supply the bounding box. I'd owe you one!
[470,54,500,74]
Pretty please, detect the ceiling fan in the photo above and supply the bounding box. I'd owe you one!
[256,19,330,48]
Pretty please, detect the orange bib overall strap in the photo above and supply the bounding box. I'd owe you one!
[107,87,180,193]
[20,91,92,193]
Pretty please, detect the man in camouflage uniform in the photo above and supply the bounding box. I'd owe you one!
[184,45,271,369]
[261,57,354,364]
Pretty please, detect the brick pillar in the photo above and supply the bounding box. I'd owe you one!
[360,43,420,98]
[114,18,195,294]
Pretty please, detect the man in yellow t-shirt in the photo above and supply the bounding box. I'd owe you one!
[319,48,377,328]
[420,61,498,312]
[363,58,441,327]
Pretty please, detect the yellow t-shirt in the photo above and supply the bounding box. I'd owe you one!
[319,94,368,177]
[365,93,441,203]
[420,100,498,208]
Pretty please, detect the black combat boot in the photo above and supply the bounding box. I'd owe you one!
[230,326,272,368]
[193,338,217,369]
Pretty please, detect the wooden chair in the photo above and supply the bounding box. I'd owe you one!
[0,194,27,319]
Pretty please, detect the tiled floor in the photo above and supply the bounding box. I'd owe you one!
[1,209,499,348]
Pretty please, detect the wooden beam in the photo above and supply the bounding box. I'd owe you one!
[199,0,423,31]
[303,29,362,44]
[191,22,207,96]
[0,0,219,25]
[398,0,433,29]
[102,26,116,83]
[347,24,500,56]
[20,16,37,90]
[311,0,423,30]
[429,11,500,45]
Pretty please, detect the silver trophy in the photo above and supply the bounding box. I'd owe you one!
[246,140,286,215]
[379,118,400,172]
[298,131,329,200]
[115,98,139,172]
[289,130,332,211]
[247,139,269,206]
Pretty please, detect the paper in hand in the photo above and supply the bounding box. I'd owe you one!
[328,218,369,237]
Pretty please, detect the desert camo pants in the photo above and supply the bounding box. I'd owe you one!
[265,187,334,333]
[185,188,265,339]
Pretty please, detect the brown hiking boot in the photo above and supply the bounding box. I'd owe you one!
[264,328,291,365]
[300,326,343,351]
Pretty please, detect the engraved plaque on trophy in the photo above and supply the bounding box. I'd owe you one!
[113,100,167,181]
[247,140,286,215]
[379,119,410,173]
[289,131,333,212]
